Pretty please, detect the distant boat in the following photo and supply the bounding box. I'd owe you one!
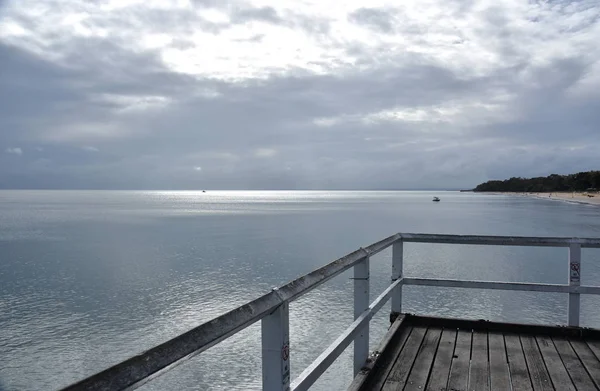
[432,197,440,202]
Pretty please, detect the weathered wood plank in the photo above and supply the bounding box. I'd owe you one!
[382,326,427,391]
[570,338,600,388]
[505,333,533,391]
[404,327,442,391]
[366,324,414,391]
[447,329,472,391]
[586,340,600,364]
[553,337,596,390]
[520,335,553,391]
[426,328,457,391]
[469,331,490,391]
[488,332,511,391]
[535,336,576,391]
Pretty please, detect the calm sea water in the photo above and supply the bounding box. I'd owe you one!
[1,190,600,391]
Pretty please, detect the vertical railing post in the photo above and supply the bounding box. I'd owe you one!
[353,256,370,376]
[391,240,403,323]
[262,300,290,391]
[568,243,581,327]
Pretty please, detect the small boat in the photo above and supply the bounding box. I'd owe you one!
[432,197,440,202]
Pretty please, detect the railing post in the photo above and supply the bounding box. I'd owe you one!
[353,256,370,376]
[568,243,581,327]
[262,300,290,391]
[391,240,403,322]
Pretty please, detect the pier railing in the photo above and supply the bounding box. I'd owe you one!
[62,233,600,391]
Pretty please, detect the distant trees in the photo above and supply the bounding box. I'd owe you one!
[473,171,600,192]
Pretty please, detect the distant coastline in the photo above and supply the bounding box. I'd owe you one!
[472,170,599,193]
[471,170,600,206]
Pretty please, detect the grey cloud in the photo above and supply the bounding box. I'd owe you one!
[5,147,22,155]
[231,6,282,24]
[186,0,330,35]
[234,34,264,43]
[189,0,227,8]
[0,38,201,144]
[0,44,88,143]
[290,14,330,36]
[230,5,331,36]
[348,7,397,34]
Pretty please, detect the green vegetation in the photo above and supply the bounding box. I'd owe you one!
[474,171,600,192]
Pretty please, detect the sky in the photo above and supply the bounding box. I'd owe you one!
[1,0,599,190]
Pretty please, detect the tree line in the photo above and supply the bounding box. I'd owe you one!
[473,171,600,192]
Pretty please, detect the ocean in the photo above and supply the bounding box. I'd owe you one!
[1,190,600,391]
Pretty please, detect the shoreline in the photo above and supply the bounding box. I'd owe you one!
[487,191,600,206]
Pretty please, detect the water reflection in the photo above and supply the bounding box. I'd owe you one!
[1,191,600,390]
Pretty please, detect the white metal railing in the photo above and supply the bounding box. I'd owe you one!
[62,233,600,391]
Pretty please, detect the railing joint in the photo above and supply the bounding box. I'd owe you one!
[270,287,286,304]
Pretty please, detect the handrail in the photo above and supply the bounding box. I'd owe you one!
[402,277,600,294]
[61,233,600,391]
[399,233,600,247]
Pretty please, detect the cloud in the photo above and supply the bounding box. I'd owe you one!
[5,147,23,155]
[231,6,283,25]
[254,148,277,158]
[0,0,599,189]
[347,7,397,34]
[193,166,202,171]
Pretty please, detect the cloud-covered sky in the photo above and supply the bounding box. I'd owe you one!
[1,0,599,189]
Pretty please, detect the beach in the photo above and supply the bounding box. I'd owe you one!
[499,192,600,206]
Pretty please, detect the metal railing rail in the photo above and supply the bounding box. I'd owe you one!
[62,233,600,391]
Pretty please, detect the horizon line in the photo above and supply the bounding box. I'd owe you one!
[0,188,470,192]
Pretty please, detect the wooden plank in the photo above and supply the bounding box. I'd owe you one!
[570,339,600,388]
[587,340,600,360]
[352,319,412,391]
[469,331,490,391]
[488,332,511,391]
[404,327,442,391]
[426,328,457,391]
[382,326,427,391]
[535,336,576,391]
[447,329,472,391]
[520,335,553,390]
[553,337,596,390]
[505,333,533,391]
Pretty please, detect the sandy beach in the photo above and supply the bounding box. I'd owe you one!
[497,192,600,206]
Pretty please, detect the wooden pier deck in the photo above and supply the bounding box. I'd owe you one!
[350,314,600,391]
